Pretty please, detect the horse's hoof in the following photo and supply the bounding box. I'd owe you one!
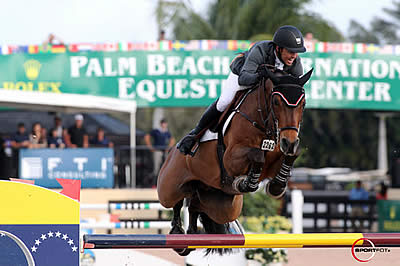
[170,225,185,235]
[174,248,194,256]
[266,179,287,199]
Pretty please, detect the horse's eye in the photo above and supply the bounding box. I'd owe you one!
[273,97,279,106]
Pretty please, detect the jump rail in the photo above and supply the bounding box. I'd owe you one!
[83,233,400,249]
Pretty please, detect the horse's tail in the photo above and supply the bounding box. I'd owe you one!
[198,213,233,255]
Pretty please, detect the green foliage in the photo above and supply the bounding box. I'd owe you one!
[246,248,288,265]
[297,110,379,169]
[349,1,400,44]
[241,215,292,233]
[241,190,281,217]
[157,0,343,41]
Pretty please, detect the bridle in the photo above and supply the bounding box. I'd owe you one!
[235,73,305,144]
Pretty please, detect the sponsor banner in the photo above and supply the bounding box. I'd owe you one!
[0,50,400,110]
[19,148,114,188]
[378,200,400,232]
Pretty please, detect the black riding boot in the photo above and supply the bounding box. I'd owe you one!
[177,101,222,155]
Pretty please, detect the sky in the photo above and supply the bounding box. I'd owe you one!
[0,0,396,45]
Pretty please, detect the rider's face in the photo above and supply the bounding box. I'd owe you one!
[279,48,298,66]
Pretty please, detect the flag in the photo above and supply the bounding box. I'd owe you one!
[304,40,315,52]
[51,44,66,53]
[38,44,51,53]
[315,42,327,53]
[366,44,380,54]
[94,43,119,52]
[378,45,394,55]
[68,43,94,52]
[341,43,354,53]
[159,40,172,51]
[185,40,200,50]
[227,40,238,50]
[28,45,39,54]
[172,40,187,50]
[237,40,251,51]
[144,41,159,51]
[0,179,80,266]
[1,45,11,55]
[354,43,366,53]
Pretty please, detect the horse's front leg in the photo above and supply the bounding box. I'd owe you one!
[266,153,298,198]
[232,148,264,193]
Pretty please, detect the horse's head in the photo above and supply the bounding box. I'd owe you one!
[265,67,313,156]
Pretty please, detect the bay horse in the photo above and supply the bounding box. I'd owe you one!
[157,66,313,255]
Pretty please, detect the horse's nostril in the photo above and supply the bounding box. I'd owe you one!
[280,138,289,151]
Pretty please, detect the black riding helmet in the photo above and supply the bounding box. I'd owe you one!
[273,25,306,53]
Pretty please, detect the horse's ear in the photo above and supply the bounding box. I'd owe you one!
[298,68,313,86]
[264,67,279,84]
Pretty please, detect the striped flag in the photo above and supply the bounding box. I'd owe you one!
[354,43,366,53]
[315,42,327,52]
[51,45,66,53]
[159,40,172,51]
[227,40,238,50]
[28,45,39,54]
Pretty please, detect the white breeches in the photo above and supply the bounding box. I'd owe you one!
[216,72,249,112]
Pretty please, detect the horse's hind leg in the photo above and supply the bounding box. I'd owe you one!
[170,199,184,234]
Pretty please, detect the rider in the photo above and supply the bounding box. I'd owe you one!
[178,25,307,155]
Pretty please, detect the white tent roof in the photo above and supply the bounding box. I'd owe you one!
[0,89,136,114]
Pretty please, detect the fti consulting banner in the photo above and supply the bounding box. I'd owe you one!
[1,49,400,110]
[19,148,114,188]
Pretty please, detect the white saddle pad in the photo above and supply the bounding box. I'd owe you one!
[200,111,236,143]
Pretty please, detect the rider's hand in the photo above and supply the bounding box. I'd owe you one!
[258,66,269,79]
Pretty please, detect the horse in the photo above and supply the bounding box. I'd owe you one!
[157,66,313,256]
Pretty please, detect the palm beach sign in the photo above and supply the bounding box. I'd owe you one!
[0,49,399,110]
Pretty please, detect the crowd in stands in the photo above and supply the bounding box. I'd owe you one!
[3,114,113,152]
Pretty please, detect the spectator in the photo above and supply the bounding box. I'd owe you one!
[66,114,89,148]
[90,127,114,148]
[29,122,47,149]
[145,119,175,177]
[349,180,369,231]
[304,32,317,43]
[11,122,30,149]
[51,116,64,138]
[158,29,166,41]
[376,181,388,200]
[44,33,64,45]
[48,128,65,149]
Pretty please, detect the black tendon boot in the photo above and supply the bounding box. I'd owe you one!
[177,101,222,155]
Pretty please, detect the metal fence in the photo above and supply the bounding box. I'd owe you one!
[282,190,377,233]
